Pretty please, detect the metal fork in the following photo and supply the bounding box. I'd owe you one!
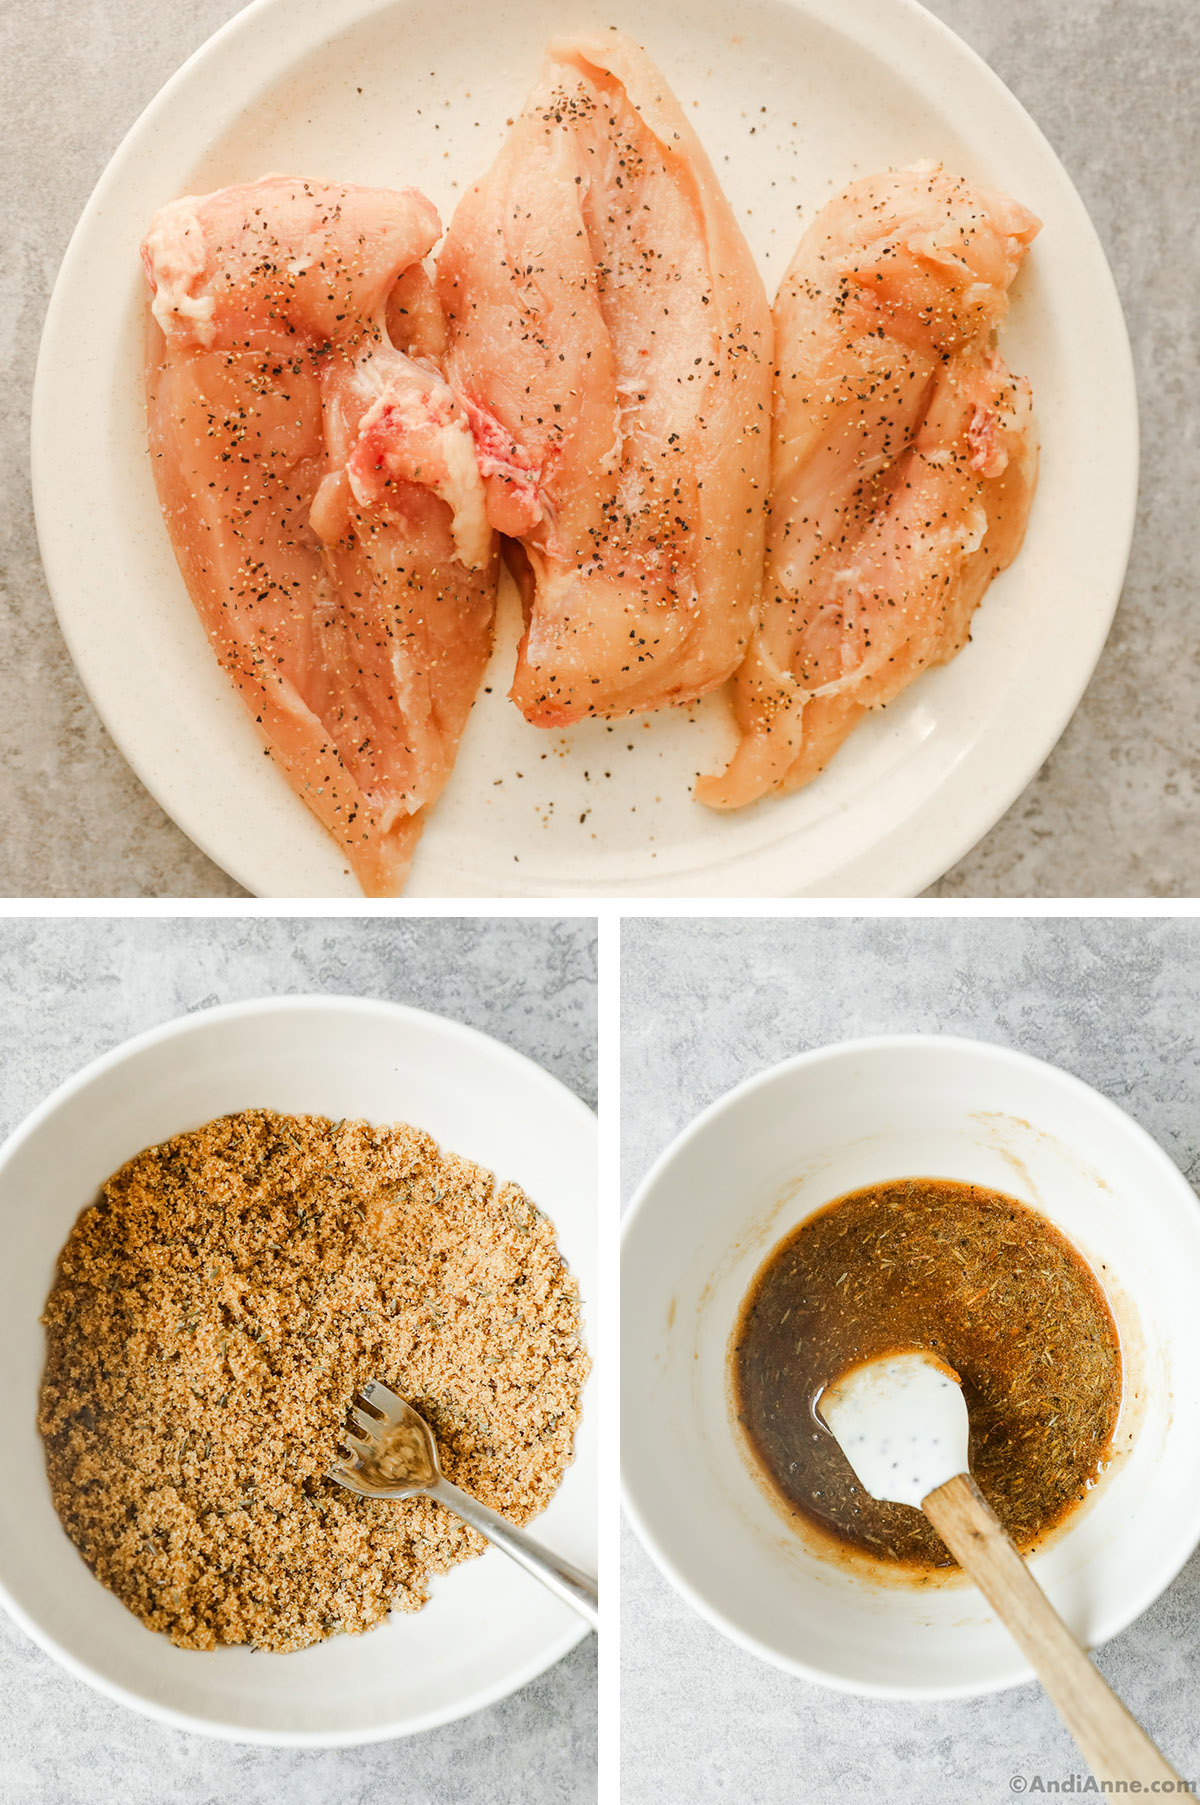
[328,1379,598,1630]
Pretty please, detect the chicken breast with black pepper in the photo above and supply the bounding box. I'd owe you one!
[438,33,773,727]
[698,163,1040,809]
[142,175,499,895]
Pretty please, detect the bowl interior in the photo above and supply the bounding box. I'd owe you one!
[621,1038,1200,1696]
[0,999,596,1742]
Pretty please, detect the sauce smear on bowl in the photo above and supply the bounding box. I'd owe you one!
[732,1178,1122,1568]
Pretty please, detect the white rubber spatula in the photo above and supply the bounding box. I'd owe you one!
[818,1352,1180,1787]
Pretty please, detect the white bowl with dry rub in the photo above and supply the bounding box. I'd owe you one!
[0,996,596,1743]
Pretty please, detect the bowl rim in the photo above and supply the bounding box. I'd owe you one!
[620,1031,1200,1699]
[0,992,596,1745]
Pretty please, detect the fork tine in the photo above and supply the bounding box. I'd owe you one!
[348,1406,382,1443]
[361,1379,406,1422]
[352,1389,385,1421]
[327,1464,377,1499]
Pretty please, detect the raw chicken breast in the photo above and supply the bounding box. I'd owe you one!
[697,164,1040,809]
[438,33,772,727]
[143,175,498,895]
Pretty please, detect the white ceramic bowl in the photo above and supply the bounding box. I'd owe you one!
[0,996,596,1744]
[621,1035,1200,1697]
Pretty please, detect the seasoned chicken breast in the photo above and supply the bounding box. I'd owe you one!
[698,163,1040,809]
[438,33,773,727]
[143,175,498,895]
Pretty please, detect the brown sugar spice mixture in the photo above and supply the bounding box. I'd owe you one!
[38,1109,588,1651]
[732,1178,1121,1569]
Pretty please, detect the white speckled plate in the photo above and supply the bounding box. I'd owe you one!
[32,0,1137,896]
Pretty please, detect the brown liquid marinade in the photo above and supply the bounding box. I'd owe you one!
[732,1178,1122,1568]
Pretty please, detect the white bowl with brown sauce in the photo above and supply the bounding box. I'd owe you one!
[621,1034,1200,1697]
[0,996,597,1743]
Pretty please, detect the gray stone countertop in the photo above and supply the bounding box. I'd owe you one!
[0,914,597,1803]
[621,916,1200,1804]
[0,0,1196,897]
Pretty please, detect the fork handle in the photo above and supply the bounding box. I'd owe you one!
[430,1478,599,1630]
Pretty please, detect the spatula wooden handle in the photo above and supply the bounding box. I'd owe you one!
[923,1474,1179,1787]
